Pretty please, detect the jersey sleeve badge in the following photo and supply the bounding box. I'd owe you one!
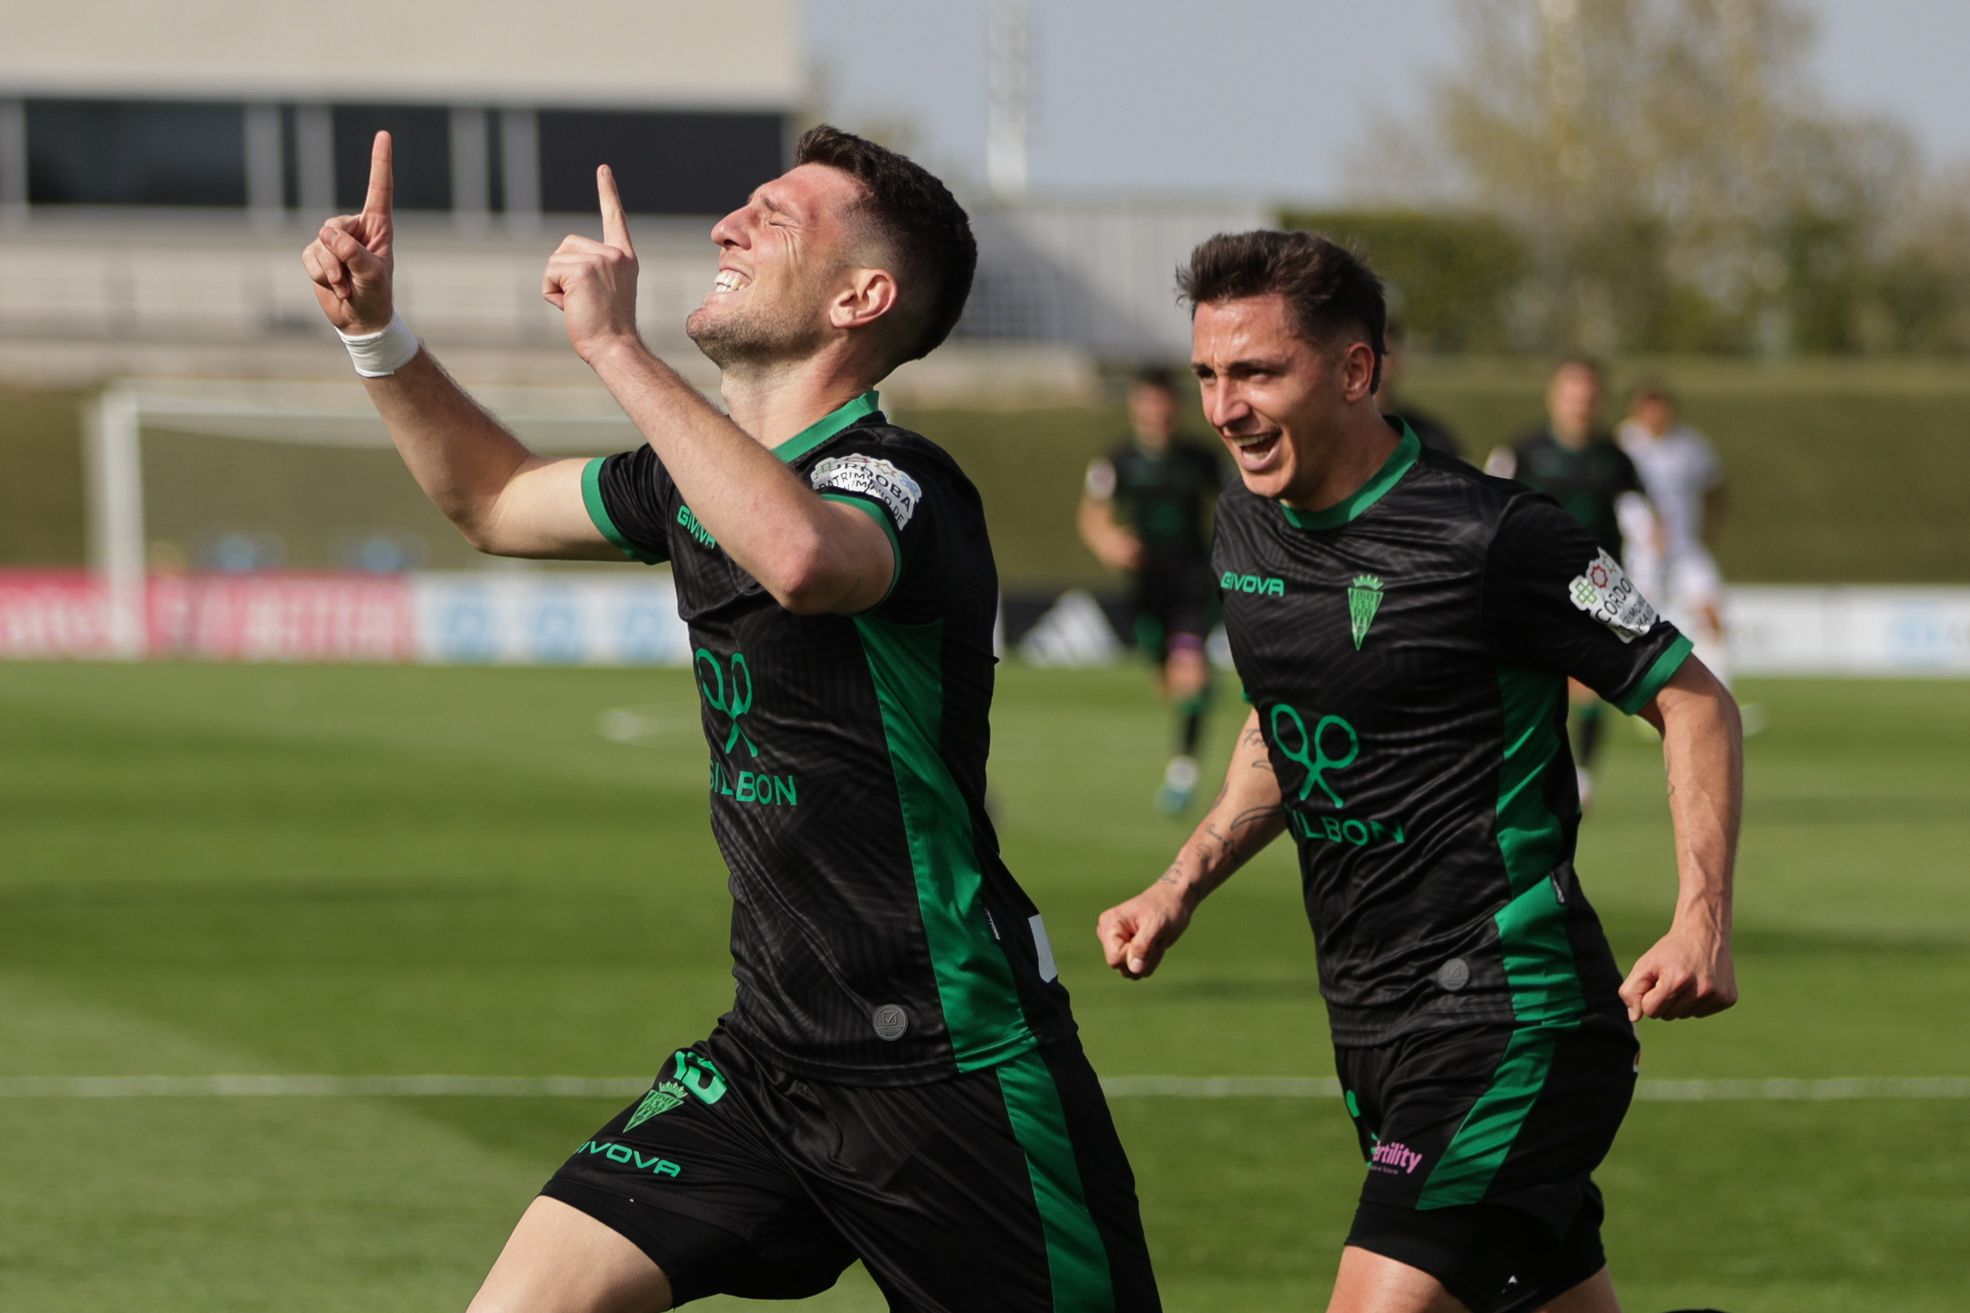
[811,454,924,529]
[1567,548,1657,642]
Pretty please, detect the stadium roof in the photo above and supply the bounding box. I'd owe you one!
[1,0,804,109]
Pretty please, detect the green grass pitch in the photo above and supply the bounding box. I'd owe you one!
[1,663,1966,1311]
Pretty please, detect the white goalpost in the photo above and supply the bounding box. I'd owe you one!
[82,378,684,664]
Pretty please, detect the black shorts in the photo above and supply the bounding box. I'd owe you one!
[540,1028,1160,1311]
[1127,563,1216,663]
[1334,1010,1638,1312]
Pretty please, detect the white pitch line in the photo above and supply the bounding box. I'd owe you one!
[1,1074,1969,1102]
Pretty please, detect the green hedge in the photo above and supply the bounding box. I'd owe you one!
[5,363,1966,586]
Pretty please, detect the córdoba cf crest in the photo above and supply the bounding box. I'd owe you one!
[1348,576,1384,650]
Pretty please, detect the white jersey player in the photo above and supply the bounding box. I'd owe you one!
[1618,386,1729,683]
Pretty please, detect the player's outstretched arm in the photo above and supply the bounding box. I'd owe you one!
[1098,709,1287,980]
[543,167,896,614]
[300,131,617,561]
[1624,657,1743,1021]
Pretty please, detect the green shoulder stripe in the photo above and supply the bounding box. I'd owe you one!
[581,458,666,564]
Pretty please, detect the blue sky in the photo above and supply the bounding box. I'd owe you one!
[803,0,1970,201]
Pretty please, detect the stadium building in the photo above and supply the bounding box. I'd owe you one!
[0,0,805,384]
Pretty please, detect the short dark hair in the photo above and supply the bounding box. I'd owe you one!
[795,125,977,368]
[1177,230,1387,392]
[1131,364,1178,393]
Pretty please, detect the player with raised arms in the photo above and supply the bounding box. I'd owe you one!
[305,129,1159,1311]
[1096,230,1741,1313]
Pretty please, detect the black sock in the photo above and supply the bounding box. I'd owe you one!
[1176,692,1209,759]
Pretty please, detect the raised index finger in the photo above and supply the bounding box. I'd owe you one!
[597,165,635,256]
[363,131,394,222]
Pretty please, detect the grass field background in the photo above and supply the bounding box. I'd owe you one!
[3,663,1968,1311]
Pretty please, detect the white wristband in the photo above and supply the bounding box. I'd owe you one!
[337,313,421,377]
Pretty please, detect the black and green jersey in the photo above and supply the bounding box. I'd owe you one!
[584,391,1075,1085]
[1214,421,1693,1047]
[1085,439,1224,568]
[1505,430,1643,560]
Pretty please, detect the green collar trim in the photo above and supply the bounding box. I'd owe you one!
[1278,421,1422,531]
[772,390,881,464]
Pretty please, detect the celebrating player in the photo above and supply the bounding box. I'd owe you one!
[1486,359,1661,808]
[304,128,1159,1312]
[1097,231,1741,1313]
[1077,366,1225,813]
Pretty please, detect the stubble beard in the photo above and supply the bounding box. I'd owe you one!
[686,297,826,374]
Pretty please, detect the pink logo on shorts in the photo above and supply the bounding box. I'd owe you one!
[1371,1140,1426,1175]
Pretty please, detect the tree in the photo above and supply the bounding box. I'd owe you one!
[1355,0,1930,355]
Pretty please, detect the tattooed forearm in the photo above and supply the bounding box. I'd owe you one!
[1228,804,1284,836]
[1150,708,1286,908]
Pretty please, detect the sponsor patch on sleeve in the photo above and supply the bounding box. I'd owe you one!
[1567,548,1657,643]
[811,454,923,529]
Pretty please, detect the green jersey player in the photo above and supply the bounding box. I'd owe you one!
[1097,230,1741,1313]
[305,126,1158,1313]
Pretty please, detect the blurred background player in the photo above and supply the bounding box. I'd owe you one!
[1078,365,1225,813]
[1618,383,1733,690]
[1487,357,1660,806]
[1375,320,1464,461]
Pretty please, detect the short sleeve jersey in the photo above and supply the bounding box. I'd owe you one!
[1213,421,1693,1046]
[1505,430,1644,560]
[1084,439,1224,570]
[583,391,1074,1085]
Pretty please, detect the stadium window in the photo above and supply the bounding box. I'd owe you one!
[485,111,506,215]
[331,105,450,212]
[535,110,785,215]
[25,99,247,207]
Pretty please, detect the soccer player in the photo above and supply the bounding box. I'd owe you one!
[1485,360,1660,806]
[1077,366,1224,812]
[1097,231,1741,1313]
[304,128,1159,1312]
[1617,384,1732,688]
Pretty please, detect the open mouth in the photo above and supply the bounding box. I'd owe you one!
[711,268,751,296]
[1227,432,1282,470]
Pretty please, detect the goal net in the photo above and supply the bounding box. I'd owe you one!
[85,378,682,662]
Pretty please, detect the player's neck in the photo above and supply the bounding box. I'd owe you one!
[1281,411,1401,512]
[717,357,882,450]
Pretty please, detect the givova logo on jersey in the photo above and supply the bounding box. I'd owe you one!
[695,647,799,807]
[1567,549,1656,644]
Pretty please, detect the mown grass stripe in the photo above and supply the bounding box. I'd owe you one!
[4,1074,1968,1101]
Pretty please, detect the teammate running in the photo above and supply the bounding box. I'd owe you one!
[1486,360,1660,807]
[1077,366,1224,812]
[304,127,1158,1312]
[1618,384,1732,689]
[1098,231,1741,1313]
